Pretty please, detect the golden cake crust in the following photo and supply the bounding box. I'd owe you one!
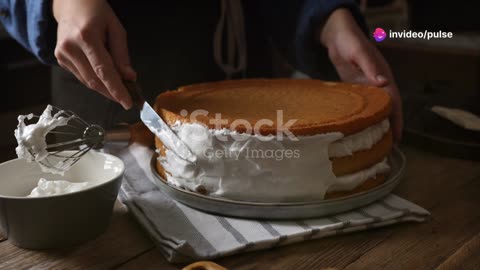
[332,129,392,176]
[154,79,392,136]
[153,79,392,200]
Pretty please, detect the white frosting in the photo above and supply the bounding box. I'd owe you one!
[14,105,74,174]
[28,178,89,197]
[327,158,390,192]
[158,119,391,202]
[329,119,390,157]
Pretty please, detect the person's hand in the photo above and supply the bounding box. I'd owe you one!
[53,0,136,109]
[318,8,403,141]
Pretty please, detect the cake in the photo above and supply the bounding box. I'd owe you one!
[153,79,392,202]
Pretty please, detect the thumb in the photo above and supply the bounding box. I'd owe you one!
[107,17,137,82]
[355,47,388,87]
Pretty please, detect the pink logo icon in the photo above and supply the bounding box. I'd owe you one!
[373,28,386,42]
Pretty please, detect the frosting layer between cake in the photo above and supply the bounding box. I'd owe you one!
[157,120,391,202]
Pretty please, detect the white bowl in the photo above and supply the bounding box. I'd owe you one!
[0,150,124,249]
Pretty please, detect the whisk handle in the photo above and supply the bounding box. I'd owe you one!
[124,80,145,108]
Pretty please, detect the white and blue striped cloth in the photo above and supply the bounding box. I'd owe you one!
[114,143,430,263]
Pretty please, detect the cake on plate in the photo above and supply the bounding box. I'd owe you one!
[153,79,392,202]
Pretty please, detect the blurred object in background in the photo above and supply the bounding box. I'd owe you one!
[410,0,480,32]
[361,0,480,159]
[1,23,51,162]
[361,0,409,31]
[379,33,480,111]
[359,0,395,8]
[378,33,480,161]
[2,24,51,112]
[2,0,479,162]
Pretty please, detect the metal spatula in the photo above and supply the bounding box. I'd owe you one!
[124,81,196,163]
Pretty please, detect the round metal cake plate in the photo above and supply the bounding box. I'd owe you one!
[150,147,406,220]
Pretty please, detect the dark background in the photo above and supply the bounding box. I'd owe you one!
[2,0,480,160]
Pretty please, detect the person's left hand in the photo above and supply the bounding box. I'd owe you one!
[318,8,403,142]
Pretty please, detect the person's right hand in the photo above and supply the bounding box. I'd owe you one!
[53,0,136,109]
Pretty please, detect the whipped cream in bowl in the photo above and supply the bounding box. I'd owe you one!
[27,178,90,198]
[0,150,124,249]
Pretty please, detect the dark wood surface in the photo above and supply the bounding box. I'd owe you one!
[1,145,479,270]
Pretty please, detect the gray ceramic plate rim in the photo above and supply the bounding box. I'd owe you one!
[0,151,125,200]
[150,147,406,207]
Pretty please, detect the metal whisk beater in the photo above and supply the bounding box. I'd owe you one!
[26,106,105,174]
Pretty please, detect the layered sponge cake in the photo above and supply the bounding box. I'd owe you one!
[154,79,392,202]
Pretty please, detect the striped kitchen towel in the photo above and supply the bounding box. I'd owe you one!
[113,143,430,263]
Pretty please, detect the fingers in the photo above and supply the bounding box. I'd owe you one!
[56,45,111,100]
[352,44,403,142]
[53,2,134,110]
[107,16,137,82]
[80,40,133,109]
[321,16,403,142]
[55,38,120,103]
[354,46,388,87]
[55,37,132,109]
[64,47,117,101]
[328,47,364,84]
[56,52,85,85]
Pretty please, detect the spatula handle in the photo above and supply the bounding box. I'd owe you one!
[124,80,145,109]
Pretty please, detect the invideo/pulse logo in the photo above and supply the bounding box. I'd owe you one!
[373,28,387,42]
[373,28,454,42]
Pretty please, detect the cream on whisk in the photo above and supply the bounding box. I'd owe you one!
[14,105,74,173]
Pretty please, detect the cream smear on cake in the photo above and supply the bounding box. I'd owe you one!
[329,119,390,157]
[157,120,391,202]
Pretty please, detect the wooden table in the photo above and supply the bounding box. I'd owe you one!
[1,145,479,270]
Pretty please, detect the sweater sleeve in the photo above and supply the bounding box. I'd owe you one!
[0,0,57,64]
[260,0,368,78]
